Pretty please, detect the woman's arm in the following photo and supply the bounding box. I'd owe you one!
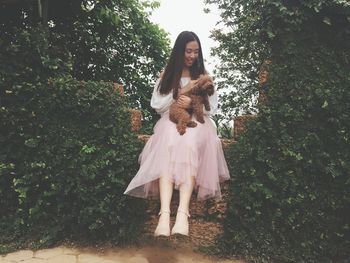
[150,78,175,114]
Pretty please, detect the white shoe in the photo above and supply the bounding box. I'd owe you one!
[154,210,171,237]
[171,209,190,236]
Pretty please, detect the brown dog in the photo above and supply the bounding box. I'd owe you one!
[169,74,215,135]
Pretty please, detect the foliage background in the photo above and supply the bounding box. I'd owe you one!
[206,0,350,261]
[0,0,170,130]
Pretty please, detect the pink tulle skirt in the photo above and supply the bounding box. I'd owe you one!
[124,112,230,200]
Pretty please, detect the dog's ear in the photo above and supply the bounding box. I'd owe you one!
[196,74,204,86]
[205,82,214,96]
[203,75,212,83]
[207,87,214,96]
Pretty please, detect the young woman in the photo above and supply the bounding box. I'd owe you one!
[124,31,230,237]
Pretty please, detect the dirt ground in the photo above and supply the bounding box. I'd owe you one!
[77,242,245,263]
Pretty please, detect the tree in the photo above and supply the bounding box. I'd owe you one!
[0,0,170,125]
[205,0,270,118]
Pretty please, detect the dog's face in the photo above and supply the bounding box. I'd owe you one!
[202,82,214,96]
[197,75,214,96]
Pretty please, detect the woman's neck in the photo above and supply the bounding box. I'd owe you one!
[182,68,190,77]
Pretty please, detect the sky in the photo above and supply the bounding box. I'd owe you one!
[149,0,222,74]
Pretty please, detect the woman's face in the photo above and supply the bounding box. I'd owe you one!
[183,40,199,68]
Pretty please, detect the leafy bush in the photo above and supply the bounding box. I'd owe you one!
[0,76,145,250]
[0,25,145,251]
[223,60,350,261]
[207,0,350,262]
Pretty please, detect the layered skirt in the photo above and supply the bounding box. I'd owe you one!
[124,112,230,200]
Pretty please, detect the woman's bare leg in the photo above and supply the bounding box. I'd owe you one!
[171,177,195,236]
[154,176,173,236]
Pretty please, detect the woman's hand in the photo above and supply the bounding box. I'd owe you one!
[179,79,198,95]
[177,95,192,108]
[186,80,199,90]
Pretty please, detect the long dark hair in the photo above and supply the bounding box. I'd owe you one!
[158,31,206,99]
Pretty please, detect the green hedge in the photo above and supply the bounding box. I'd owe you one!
[221,25,350,263]
[0,77,145,251]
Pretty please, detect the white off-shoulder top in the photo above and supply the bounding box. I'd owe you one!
[150,77,218,116]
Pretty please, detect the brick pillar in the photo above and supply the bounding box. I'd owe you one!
[114,82,142,133]
[233,114,256,140]
[114,83,124,96]
[258,59,271,104]
[128,108,142,132]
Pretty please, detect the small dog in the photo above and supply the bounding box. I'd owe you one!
[169,74,215,135]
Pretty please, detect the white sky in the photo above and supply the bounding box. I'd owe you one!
[149,0,222,74]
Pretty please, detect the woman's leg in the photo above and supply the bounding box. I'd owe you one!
[154,176,174,236]
[171,176,195,236]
